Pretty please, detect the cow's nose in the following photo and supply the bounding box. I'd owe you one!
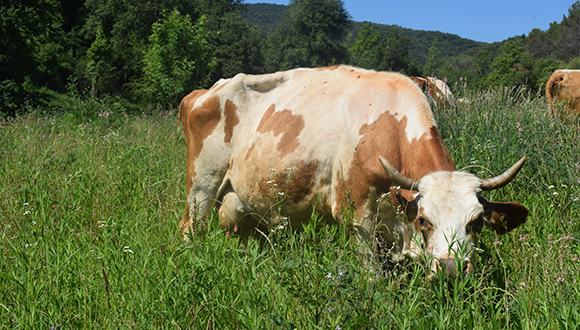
[435,257,471,280]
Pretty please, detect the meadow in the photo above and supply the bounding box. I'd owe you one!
[1,85,579,329]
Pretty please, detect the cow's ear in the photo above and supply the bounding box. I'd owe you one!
[394,189,420,222]
[483,201,528,235]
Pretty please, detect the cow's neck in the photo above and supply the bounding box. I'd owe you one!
[399,126,456,180]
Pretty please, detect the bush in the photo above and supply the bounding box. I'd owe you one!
[138,10,216,108]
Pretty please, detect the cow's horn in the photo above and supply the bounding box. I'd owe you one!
[379,156,416,190]
[480,157,527,191]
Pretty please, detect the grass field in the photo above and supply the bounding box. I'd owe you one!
[1,86,580,329]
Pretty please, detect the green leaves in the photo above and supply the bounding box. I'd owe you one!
[264,0,350,72]
[140,11,216,108]
[0,0,67,115]
[348,23,383,70]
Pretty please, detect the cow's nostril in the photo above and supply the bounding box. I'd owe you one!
[462,262,473,277]
[438,258,458,279]
[436,258,471,279]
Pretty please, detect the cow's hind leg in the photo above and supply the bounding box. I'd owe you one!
[180,171,231,239]
[180,203,192,237]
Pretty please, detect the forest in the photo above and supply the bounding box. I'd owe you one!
[2,0,580,117]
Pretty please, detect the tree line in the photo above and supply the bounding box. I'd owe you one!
[2,0,580,116]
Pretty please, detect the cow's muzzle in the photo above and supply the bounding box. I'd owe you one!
[429,255,472,281]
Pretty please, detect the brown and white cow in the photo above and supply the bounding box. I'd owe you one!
[546,69,580,118]
[409,76,454,108]
[179,65,528,279]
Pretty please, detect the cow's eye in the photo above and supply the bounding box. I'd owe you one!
[418,217,427,228]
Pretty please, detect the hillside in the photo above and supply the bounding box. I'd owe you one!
[240,3,486,65]
[240,3,287,34]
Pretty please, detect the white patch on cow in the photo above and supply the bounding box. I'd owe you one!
[215,78,231,86]
[399,96,437,143]
[295,67,316,71]
[187,127,232,216]
[417,171,483,266]
[557,69,580,74]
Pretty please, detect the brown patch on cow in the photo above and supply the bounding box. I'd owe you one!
[244,146,254,161]
[183,94,222,187]
[285,161,319,203]
[179,89,207,127]
[334,111,455,218]
[256,104,305,157]
[313,65,340,71]
[187,94,222,162]
[409,76,426,90]
[224,100,239,143]
[257,160,319,204]
[410,76,446,106]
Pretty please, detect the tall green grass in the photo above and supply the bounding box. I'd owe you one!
[1,87,579,329]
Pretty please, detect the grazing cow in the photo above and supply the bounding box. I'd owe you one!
[409,76,454,107]
[546,69,580,118]
[179,65,528,279]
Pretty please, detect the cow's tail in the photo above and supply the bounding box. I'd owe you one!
[546,72,567,117]
[178,97,185,128]
[546,72,565,104]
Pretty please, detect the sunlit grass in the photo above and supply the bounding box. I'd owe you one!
[1,86,579,328]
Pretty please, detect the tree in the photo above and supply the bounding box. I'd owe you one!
[348,23,384,70]
[438,53,475,86]
[211,12,264,79]
[526,28,554,60]
[555,1,580,61]
[485,40,530,88]
[264,0,350,72]
[0,0,69,115]
[424,39,443,76]
[79,0,240,99]
[380,30,419,75]
[84,24,113,97]
[140,10,215,108]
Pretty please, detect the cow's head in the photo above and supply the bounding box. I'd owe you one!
[379,156,528,280]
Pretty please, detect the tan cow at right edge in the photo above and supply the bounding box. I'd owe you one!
[546,69,580,119]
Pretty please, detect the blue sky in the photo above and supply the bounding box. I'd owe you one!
[244,0,576,43]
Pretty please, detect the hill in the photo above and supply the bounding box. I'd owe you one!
[240,3,486,65]
[240,3,287,34]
